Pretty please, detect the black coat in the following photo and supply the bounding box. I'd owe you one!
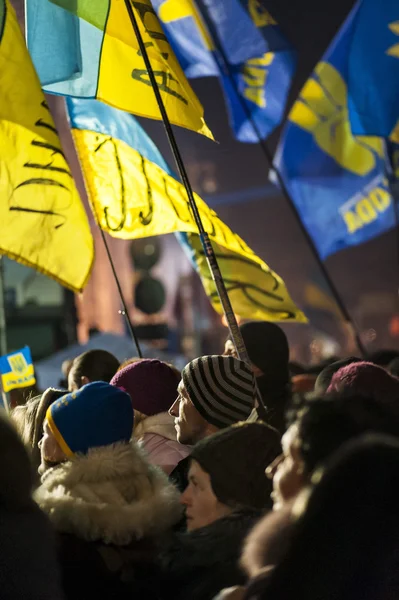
[159,509,262,600]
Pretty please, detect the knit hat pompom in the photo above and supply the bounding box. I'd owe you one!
[47,382,133,457]
[110,359,180,416]
[191,422,281,510]
[182,355,256,429]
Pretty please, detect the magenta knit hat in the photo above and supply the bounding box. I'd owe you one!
[328,361,399,414]
[110,359,180,416]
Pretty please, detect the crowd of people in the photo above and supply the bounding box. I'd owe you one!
[2,320,399,599]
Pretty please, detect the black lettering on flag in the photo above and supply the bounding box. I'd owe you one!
[94,136,127,232]
[139,155,154,225]
[131,69,188,105]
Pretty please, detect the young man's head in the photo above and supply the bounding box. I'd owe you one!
[68,350,120,391]
[180,422,281,531]
[266,393,399,511]
[169,355,256,445]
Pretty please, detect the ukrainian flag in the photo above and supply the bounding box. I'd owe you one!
[274,4,394,259]
[26,0,212,138]
[348,0,399,142]
[67,97,306,322]
[153,0,295,143]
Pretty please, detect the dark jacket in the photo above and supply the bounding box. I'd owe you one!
[159,509,262,600]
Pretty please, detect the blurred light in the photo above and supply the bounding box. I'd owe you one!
[221,314,242,327]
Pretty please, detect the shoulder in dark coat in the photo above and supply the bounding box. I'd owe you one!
[159,509,262,600]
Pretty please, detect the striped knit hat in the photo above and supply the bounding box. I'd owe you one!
[182,356,256,429]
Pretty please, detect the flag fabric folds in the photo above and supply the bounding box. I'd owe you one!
[26,0,212,139]
[0,0,93,292]
[67,97,306,322]
[153,0,295,143]
[274,5,393,259]
[347,0,399,142]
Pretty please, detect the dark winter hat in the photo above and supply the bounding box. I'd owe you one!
[46,382,133,457]
[231,322,289,384]
[182,355,256,429]
[191,422,281,510]
[110,359,180,416]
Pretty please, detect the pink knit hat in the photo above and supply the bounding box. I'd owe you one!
[110,359,180,416]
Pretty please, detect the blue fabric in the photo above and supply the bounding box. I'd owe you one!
[153,0,295,143]
[25,0,102,98]
[49,382,133,455]
[25,0,81,86]
[348,0,399,139]
[274,5,394,259]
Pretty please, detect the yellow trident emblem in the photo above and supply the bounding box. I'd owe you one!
[8,352,28,375]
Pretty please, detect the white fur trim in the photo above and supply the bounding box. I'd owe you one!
[134,412,177,442]
[35,441,182,545]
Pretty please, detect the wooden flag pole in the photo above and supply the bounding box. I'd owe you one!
[197,0,366,358]
[124,0,267,416]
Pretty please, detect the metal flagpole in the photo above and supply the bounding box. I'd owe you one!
[0,256,7,357]
[124,0,267,416]
[196,0,366,357]
[99,228,144,359]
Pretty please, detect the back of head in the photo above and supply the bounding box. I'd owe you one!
[191,421,281,511]
[296,392,399,475]
[314,356,361,394]
[0,411,33,509]
[182,355,256,428]
[110,359,180,416]
[327,361,399,415]
[262,436,399,600]
[47,381,134,457]
[237,322,289,384]
[69,349,120,390]
[368,349,399,367]
[388,356,399,378]
[11,388,65,471]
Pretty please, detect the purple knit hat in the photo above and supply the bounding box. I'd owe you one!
[110,359,180,416]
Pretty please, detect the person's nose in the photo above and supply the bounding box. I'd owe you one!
[265,454,283,479]
[180,486,192,507]
[169,398,179,417]
[38,437,43,450]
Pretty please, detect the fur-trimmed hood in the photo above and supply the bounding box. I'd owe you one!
[134,411,177,442]
[35,441,182,546]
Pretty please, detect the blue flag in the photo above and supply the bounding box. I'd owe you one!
[348,0,399,142]
[274,5,393,259]
[154,0,295,143]
[0,347,36,393]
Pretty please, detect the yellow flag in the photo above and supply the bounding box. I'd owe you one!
[49,0,213,139]
[181,233,306,322]
[72,122,306,323]
[0,0,93,292]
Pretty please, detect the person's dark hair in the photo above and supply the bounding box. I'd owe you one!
[295,393,399,475]
[367,349,399,367]
[256,435,399,600]
[314,356,361,394]
[69,350,120,389]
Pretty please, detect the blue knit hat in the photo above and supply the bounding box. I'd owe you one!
[46,382,134,457]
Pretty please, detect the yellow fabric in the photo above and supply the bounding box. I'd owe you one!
[46,405,74,458]
[0,1,93,292]
[185,233,307,322]
[1,363,35,393]
[73,128,306,323]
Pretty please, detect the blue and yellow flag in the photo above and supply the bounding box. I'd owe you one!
[0,0,93,292]
[0,347,35,393]
[348,0,399,142]
[26,0,212,138]
[67,97,306,322]
[274,5,393,259]
[153,0,295,143]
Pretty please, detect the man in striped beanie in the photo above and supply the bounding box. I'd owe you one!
[169,356,256,446]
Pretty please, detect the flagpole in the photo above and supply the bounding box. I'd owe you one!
[0,256,7,357]
[123,2,255,371]
[196,0,366,358]
[98,228,144,359]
